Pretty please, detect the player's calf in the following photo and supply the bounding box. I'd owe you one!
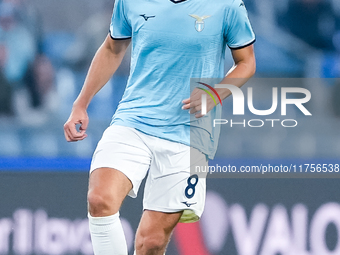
[135,233,167,255]
[134,210,182,255]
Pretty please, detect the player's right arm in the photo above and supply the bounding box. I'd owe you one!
[63,35,131,142]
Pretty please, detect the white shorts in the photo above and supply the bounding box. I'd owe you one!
[90,125,208,223]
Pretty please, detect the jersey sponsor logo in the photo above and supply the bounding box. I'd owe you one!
[140,14,156,21]
[182,201,198,207]
[189,14,211,32]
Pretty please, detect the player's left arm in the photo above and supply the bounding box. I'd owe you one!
[182,44,256,117]
[215,43,256,99]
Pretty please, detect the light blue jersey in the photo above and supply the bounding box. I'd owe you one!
[110,0,255,159]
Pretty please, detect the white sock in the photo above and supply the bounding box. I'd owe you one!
[89,212,128,255]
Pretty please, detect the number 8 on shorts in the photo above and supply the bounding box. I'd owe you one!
[185,174,199,199]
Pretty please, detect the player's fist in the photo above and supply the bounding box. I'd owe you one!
[63,107,89,142]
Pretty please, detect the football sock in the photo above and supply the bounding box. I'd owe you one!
[89,212,128,255]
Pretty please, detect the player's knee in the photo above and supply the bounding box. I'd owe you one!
[87,189,117,216]
[136,232,167,253]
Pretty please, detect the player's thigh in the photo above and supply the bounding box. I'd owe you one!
[88,125,152,216]
[90,125,152,198]
[135,210,182,245]
[87,167,132,216]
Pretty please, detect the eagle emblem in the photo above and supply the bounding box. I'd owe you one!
[189,14,211,32]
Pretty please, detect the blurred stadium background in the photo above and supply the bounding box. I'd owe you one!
[0,0,340,254]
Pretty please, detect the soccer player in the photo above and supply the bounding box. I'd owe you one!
[63,0,256,254]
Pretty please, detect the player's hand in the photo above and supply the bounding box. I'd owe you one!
[63,106,89,142]
[182,88,217,118]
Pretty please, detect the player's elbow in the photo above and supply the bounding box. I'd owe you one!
[237,57,256,78]
[242,55,256,78]
[248,56,256,77]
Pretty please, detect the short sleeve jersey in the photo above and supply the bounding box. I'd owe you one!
[110,0,255,159]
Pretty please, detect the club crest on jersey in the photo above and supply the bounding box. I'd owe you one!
[189,14,211,32]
